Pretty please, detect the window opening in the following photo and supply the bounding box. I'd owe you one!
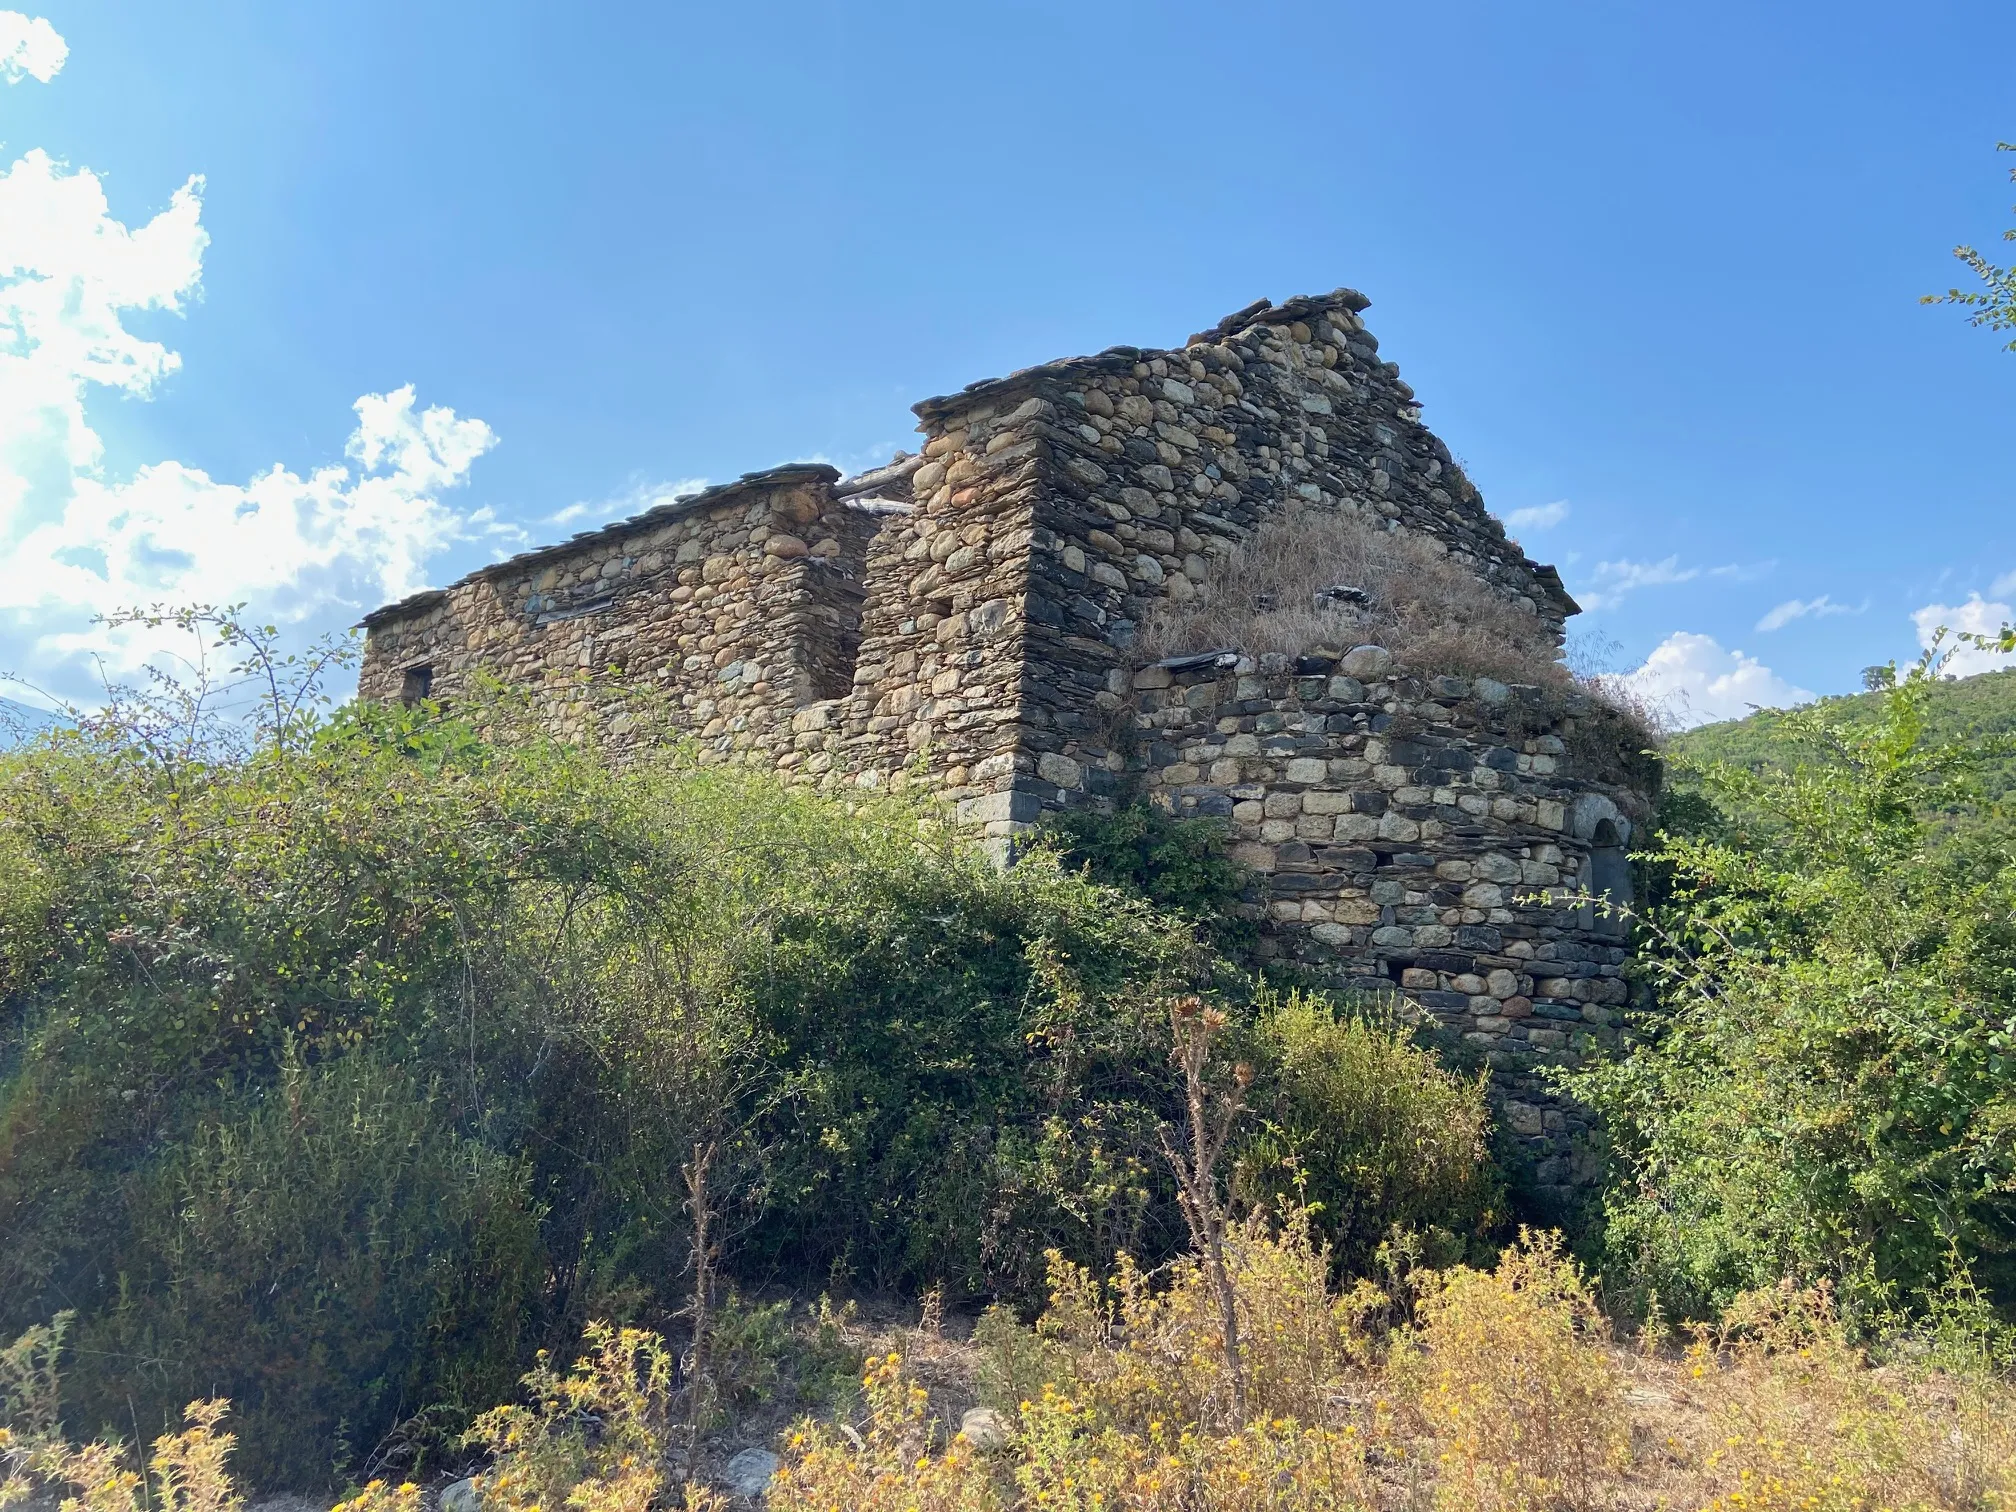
[1586,818,1631,939]
[399,664,434,705]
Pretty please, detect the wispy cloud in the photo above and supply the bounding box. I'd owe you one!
[793,442,913,479]
[1572,554,1764,612]
[542,476,711,532]
[1504,500,1569,532]
[1756,594,1853,632]
[1577,556,1698,611]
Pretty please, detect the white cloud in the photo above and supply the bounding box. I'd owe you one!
[0,149,209,530]
[7,387,500,667]
[1606,631,1814,730]
[1504,500,1569,532]
[1756,595,1851,632]
[0,11,65,83]
[1576,556,1699,612]
[0,44,499,696]
[1912,596,2016,679]
[1991,568,2016,598]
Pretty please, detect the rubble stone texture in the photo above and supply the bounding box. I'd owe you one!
[360,290,1646,1202]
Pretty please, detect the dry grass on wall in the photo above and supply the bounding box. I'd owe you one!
[1138,504,1569,689]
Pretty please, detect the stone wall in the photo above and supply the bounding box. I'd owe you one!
[357,464,870,753]
[837,288,1581,840]
[361,290,1587,848]
[1127,647,1638,1202]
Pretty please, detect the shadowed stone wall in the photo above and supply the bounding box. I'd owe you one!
[1129,648,1641,1204]
[356,464,873,751]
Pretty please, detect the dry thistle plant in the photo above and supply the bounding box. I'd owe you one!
[1159,996,1252,1426]
[9,1401,244,1512]
[1138,504,1568,687]
[1030,1208,1367,1438]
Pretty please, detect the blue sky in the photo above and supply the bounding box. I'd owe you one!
[1,0,2011,723]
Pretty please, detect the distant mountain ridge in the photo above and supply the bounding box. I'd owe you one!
[0,697,61,745]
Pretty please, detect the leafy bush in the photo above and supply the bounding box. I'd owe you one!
[726,840,1196,1295]
[1041,800,1251,949]
[1570,657,2016,1322]
[1235,990,1501,1274]
[74,1054,542,1488]
[0,616,1207,1483]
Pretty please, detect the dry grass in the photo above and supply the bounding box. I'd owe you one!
[1138,505,1568,688]
[1676,1285,2016,1512]
[8,1245,2013,1512]
[1390,1232,1629,1512]
[764,1226,2015,1512]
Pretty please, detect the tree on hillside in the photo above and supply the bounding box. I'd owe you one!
[1923,142,2016,350]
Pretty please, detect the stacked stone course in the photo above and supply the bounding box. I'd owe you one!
[359,289,1648,1202]
[1130,649,1634,1194]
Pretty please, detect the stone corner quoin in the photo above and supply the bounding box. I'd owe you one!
[358,288,1647,1200]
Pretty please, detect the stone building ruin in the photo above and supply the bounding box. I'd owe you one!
[360,288,1653,1203]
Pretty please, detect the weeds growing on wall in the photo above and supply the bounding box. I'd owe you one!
[1136,504,1567,687]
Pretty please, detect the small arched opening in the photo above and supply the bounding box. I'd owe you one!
[1585,817,1632,940]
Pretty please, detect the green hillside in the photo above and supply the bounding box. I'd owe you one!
[1668,665,2016,829]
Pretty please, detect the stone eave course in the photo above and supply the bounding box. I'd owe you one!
[910,288,1375,425]
[358,462,840,629]
[1530,563,1582,618]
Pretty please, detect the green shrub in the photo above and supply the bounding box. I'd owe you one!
[1573,657,2016,1322]
[1042,799,1253,952]
[1234,990,1501,1274]
[739,857,1194,1296]
[73,1054,542,1487]
[0,620,1211,1483]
